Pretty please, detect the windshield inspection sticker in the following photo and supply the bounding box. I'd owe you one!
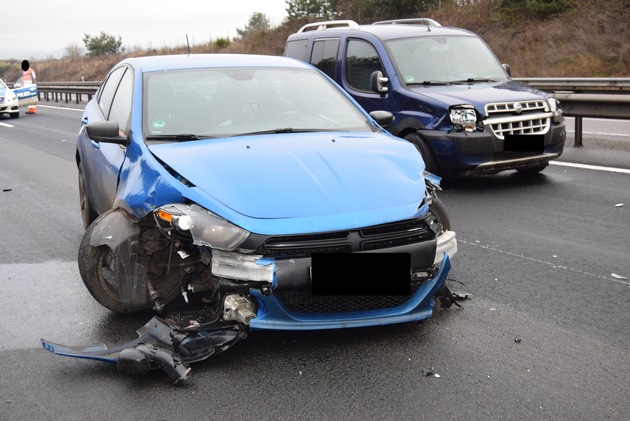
[405,75,415,83]
[152,120,166,129]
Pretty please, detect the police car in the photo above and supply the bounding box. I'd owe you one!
[0,78,20,119]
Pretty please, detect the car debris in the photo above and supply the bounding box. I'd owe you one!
[42,315,246,384]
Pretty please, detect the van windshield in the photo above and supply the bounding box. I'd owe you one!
[385,35,509,85]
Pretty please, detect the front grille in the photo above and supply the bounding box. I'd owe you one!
[485,100,551,139]
[274,280,424,313]
[258,218,435,258]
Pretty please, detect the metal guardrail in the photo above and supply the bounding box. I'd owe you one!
[514,77,630,146]
[36,82,100,104]
[36,78,630,147]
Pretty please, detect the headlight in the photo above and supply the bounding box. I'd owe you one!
[449,106,477,132]
[547,96,564,123]
[156,203,250,250]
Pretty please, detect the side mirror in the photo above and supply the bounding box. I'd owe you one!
[369,110,394,128]
[85,121,129,145]
[370,71,389,94]
[502,64,511,78]
[13,83,22,88]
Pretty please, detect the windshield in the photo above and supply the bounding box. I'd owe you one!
[143,67,373,140]
[385,35,509,85]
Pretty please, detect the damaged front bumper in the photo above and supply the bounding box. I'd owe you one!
[249,254,451,330]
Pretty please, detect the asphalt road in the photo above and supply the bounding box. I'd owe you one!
[1,105,629,420]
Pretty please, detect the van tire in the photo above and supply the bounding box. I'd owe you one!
[405,133,438,174]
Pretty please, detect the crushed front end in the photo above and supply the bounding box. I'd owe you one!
[42,187,456,383]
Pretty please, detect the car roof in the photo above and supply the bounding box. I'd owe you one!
[290,23,475,41]
[120,54,312,73]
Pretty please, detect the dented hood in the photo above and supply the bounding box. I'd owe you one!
[148,132,426,223]
[408,81,549,114]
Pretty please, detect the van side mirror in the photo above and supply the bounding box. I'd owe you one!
[370,71,389,94]
[502,64,511,78]
[369,110,394,128]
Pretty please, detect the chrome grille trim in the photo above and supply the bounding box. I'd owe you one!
[484,100,552,139]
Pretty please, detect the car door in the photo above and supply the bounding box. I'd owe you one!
[340,38,392,115]
[80,65,133,215]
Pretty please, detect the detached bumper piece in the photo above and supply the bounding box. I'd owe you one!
[41,316,246,384]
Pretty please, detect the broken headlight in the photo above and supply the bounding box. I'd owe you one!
[156,203,250,250]
[449,106,477,132]
[546,96,564,123]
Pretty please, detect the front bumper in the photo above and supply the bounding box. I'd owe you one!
[421,123,566,173]
[248,254,451,330]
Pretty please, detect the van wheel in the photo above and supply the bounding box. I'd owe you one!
[404,133,438,174]
[516,164,547,174]
[10,111,19,119]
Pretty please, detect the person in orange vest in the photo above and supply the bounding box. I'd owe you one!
[22,60,37,114]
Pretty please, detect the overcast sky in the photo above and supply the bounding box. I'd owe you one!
[2,0,288,59]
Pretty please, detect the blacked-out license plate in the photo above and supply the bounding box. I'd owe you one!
[311,252,411,296]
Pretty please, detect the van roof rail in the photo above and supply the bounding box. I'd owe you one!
[372,18,441,27]
[297,20,360,33]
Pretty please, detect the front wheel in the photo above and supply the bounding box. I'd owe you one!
[404,132,438,174]
[516,164,548,174]
[10,111,19,119]
[78,160,98,229]
[78,213,185,313]
[430,196,452,233]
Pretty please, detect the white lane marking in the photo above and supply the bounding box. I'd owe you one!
[551,161,630,175]
[0,122,15,128]
[459,239,630,287]
[566,130,630,139]
[38,105,83,112]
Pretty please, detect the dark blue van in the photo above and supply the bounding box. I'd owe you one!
[284,19,566,175]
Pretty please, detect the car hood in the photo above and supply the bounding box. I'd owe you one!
[148,132,426,233]
[408,81,548,114]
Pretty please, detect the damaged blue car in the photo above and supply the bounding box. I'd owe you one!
[43,54,457,382]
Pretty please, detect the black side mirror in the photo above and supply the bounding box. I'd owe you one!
[86,121,129,145]
[369,110,394,128]
[370,71,389,94]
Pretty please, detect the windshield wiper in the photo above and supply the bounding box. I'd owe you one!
[450,77,496,84]
[407,81,450,86]
[145,134,212,142]
[232,128,336,137]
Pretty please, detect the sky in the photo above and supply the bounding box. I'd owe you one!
[1,0,288,59]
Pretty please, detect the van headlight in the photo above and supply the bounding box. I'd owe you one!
[156,203,250,250]
[449,106,477,132]
[547,96,564,123]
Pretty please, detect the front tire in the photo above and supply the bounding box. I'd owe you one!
[10,111,19,119]
[516,164,548,174]
[404,132,438,174]
[78,160,98,229]
[429,196,452,233]
[78,215,185,313]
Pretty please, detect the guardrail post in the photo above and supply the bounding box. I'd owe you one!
[574,116,583,147]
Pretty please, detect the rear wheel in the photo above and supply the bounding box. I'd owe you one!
[404,132,438,174]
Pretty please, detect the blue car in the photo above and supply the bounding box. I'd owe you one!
[46,54,458,381]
